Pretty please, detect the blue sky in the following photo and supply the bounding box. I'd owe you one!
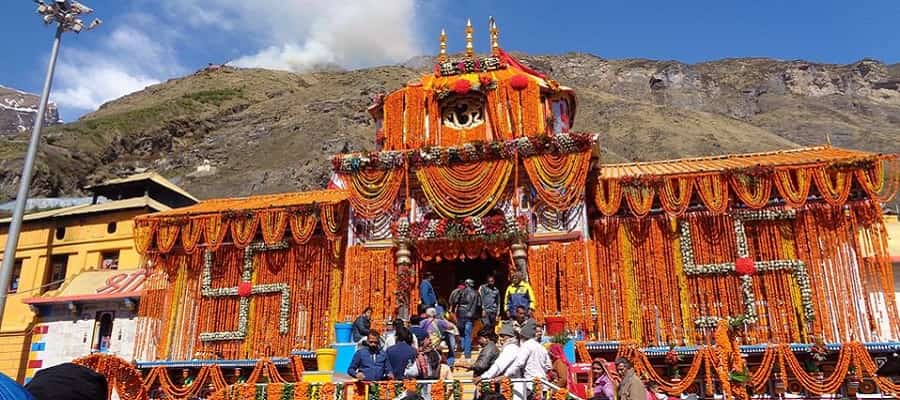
[1,0,898,121]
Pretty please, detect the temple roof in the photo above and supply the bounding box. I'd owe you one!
[141,189,347,219]
[598,146,890,179]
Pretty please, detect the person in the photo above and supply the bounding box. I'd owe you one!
[420,307,458,367]
[386,327,417,380]
[479,321,520,380]
[513,305,537,337]
[646,382,677,400]
[25,363,108,400]
[385,319,418,349]
[438,353,454,381]
[0,372,31,400]
[452,278,479,360]
[616,357,647,400]
[505,320,551,380]
[448,281,465,312]
[590,358,616,400]
[352,306,373,344]
[409,316,427,349]
[348,331,394,381]
[413,333,442,379]
[465,327,500,377]
[504,272,536,318]
[419,272,437,308]
[548,343,573,390]
[478,275,501,330]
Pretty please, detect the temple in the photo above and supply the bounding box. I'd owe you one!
[113,19,900,400]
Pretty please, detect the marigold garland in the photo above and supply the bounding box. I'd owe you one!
[340,168,406,220]
[593,179,623,216]
[416,160,513,218]
[523,150,592,210]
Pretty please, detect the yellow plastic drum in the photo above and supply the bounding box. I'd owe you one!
[316,348,337,372]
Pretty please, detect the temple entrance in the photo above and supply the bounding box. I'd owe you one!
[420,256,509,310]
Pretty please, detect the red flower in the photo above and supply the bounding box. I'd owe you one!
[452,79,472,95]
[479,75,493,87]
[510,74,529,91]
[735,257,756,276]
[238,282,252,297]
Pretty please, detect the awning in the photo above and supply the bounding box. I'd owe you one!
[23,269,146,305]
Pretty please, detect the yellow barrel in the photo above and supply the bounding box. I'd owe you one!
[316,348,337,371]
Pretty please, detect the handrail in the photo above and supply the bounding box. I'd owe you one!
[354,377,585,400]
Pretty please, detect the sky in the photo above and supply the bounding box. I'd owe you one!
[1,0,898,122]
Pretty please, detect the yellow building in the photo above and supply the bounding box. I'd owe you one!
[0,173,196,381]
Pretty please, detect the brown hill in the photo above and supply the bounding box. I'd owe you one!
[0,54,898,201]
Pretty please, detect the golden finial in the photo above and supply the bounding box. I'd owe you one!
[439,28,447,62]
[490,17,500,55]
[465,18,474,57]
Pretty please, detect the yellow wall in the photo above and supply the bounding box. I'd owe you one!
[0,208,147,380]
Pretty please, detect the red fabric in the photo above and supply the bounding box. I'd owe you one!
[498,48,548,79]
[735,257,756,276]
[549,343,571,366]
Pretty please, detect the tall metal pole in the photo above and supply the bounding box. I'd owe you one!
[0,25,64,328]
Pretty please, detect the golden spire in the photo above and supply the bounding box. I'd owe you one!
[490,17,500,55]
[465,18,474,57]
[439,28,447,62]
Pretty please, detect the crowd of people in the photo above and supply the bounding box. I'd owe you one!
[347,271,677,400]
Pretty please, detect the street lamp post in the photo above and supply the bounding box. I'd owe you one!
[0,1,100,328]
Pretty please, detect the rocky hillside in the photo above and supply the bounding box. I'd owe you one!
[0,54,898,201]
[0,85,59,135]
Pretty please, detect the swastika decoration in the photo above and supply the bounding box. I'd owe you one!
[679,209,814,328]
[200,241,290,342]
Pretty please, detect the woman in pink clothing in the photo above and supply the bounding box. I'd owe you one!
[590,358,616,400]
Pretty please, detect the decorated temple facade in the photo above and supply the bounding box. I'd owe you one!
[126,20,900,399]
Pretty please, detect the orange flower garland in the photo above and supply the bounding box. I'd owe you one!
[382,92,405,150]
[594,179,623,216]
[812,166,852,206]
[181,216,205,253]
[773,167,811,208]
[695,174,729,214]
[229,212,260,248]
[416,160,513,218]
[729,174,772,208]
[156,220,181,253]
[623,185,655,217]
[523,150,592,210]
[659,176,693,216]
[341,168,406,220]
[260,210,290,245]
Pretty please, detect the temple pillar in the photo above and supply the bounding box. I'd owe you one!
[395,238,413,320]
[510,240,529,280]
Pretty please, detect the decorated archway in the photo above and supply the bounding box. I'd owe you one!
[73,354,147,400]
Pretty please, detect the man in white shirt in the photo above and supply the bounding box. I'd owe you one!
[479,322,520,380]
[505,319,552,398]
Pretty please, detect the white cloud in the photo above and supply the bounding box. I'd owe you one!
[169,0,424,72]
[51,14,184,114]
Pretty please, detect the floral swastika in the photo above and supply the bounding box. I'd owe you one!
[200,242,290,341]
[679,209,814,328]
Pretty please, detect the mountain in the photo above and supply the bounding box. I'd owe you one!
[0,85,60,135]
[0,54,898,202]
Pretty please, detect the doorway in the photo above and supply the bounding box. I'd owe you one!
[420,256,509,309]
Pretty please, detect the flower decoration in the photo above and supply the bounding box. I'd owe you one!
[734,257,756,276]
[332,133,596,173]
[680,209,813,327]
[452,79,472,95]
[510,74,529,91]
[437,56,504,76]
[393,214,527,243]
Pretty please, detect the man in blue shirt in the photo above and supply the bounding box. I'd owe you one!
[386,327,417,379]
[419,271,437,308]
[348,331,394,381]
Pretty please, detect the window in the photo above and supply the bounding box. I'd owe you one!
[106,222,117,234]
[7,259,22,293]
[55,227,66,240]
[45,255,68,292]
[550,98,571,133]
[91,311,115,353]
[100,251,119,270]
